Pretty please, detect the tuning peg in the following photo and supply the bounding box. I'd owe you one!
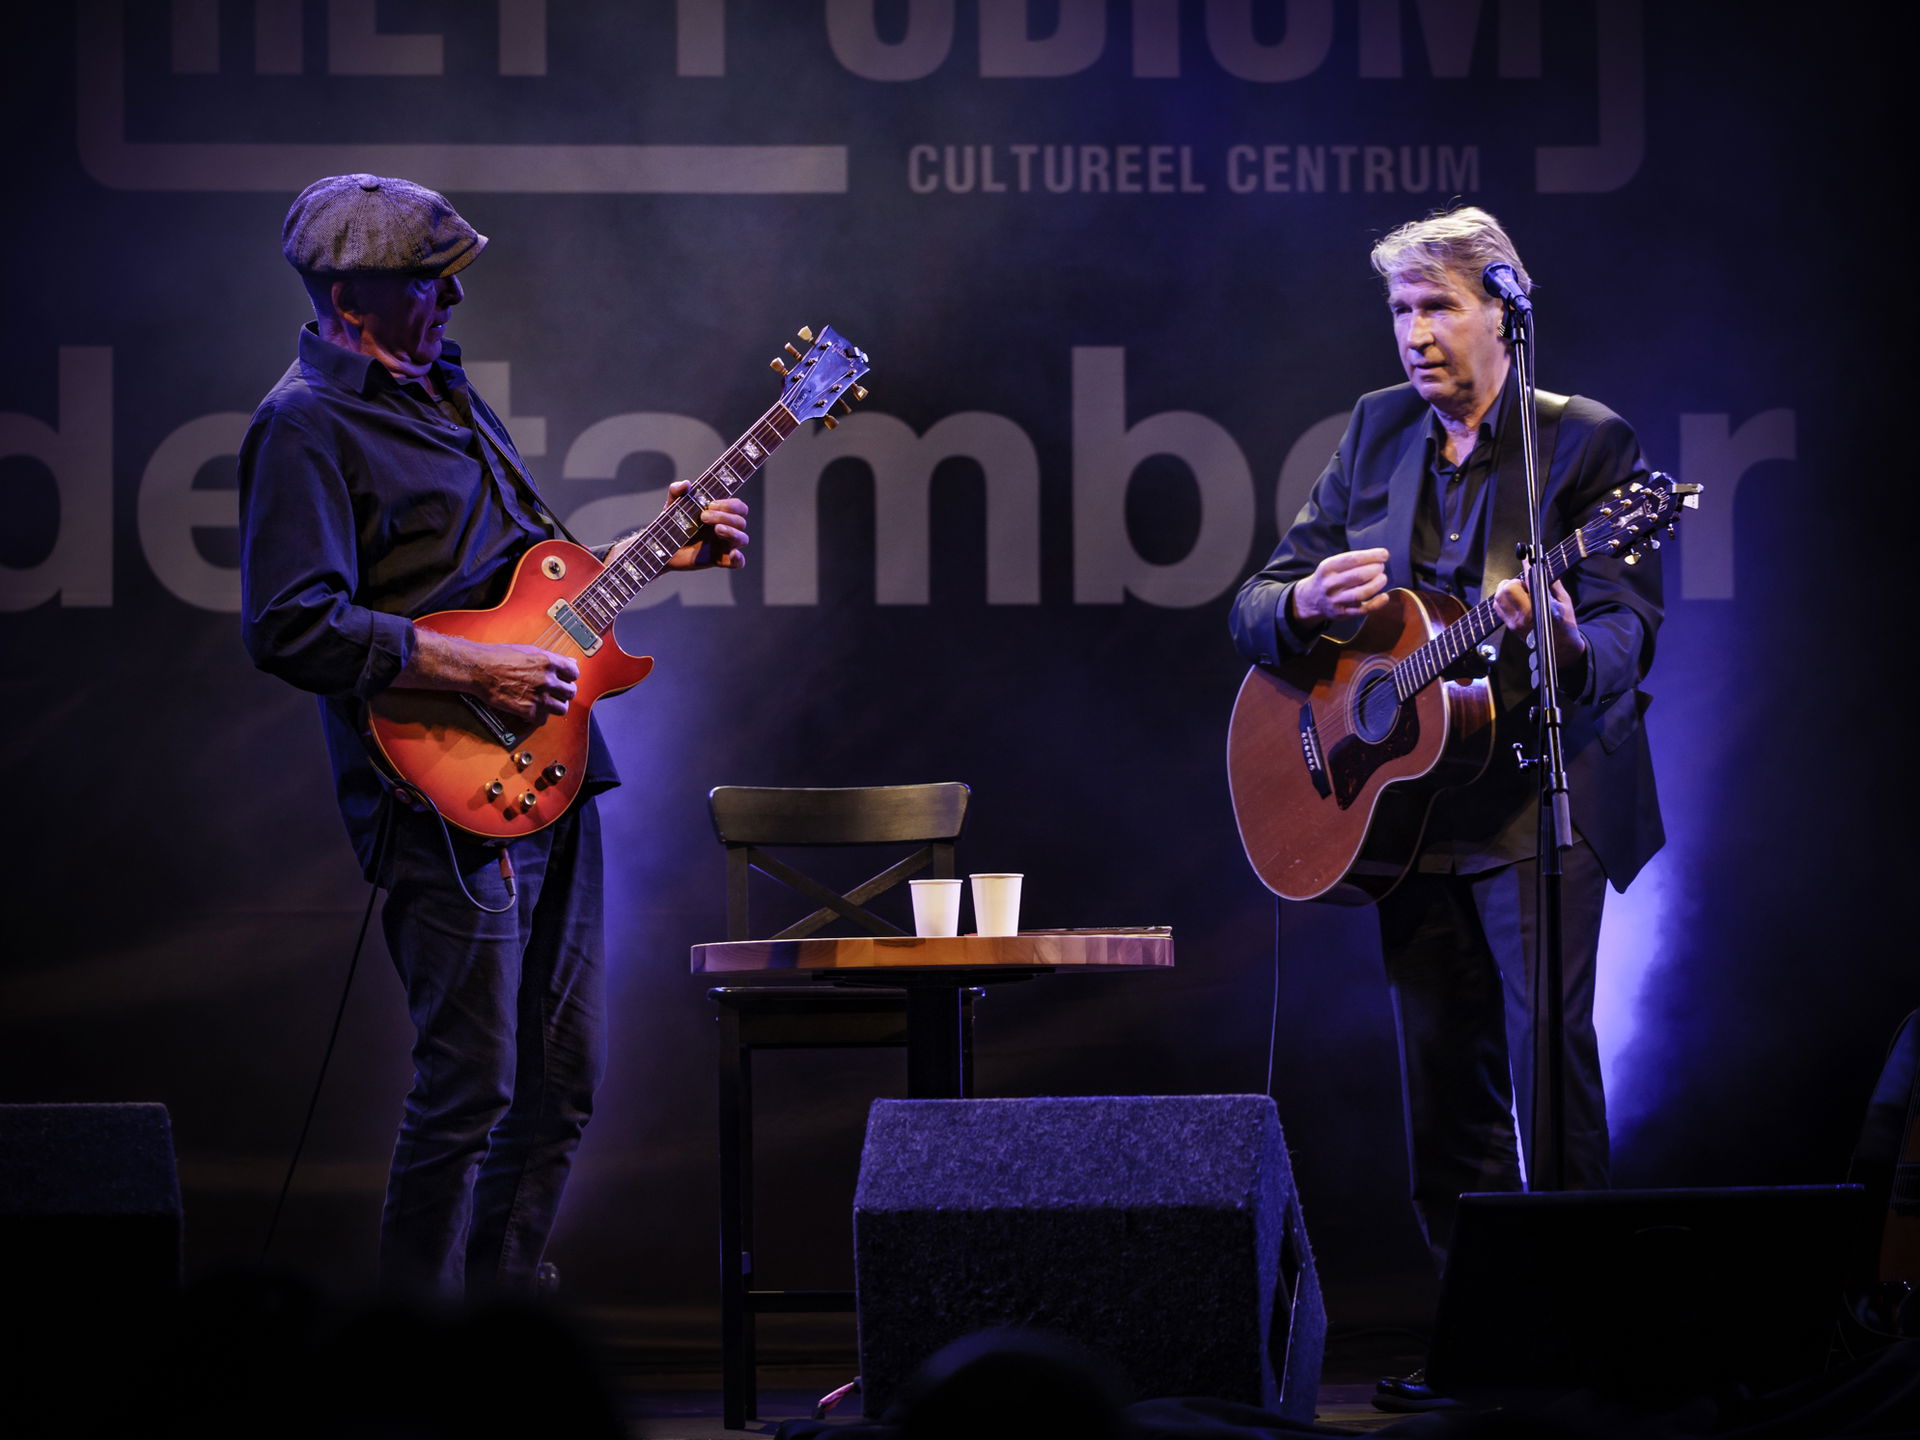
[770,357,788,374]
[784,343,803,360]
[821,415,838,430]
[853,385,869,401]
[797,327,814,342]
[1649,538,1661,550]
[836,400,853,415]
[1624,552,1640,565]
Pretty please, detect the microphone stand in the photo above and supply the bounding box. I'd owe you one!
[1503,289,1571,1193]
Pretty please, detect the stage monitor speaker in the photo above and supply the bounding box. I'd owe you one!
[0,1102,184,1312]
[1427,1185,1869,1403]
[852,1095,1324,1421]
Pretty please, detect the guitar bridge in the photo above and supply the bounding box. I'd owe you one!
[1298,704,1331,799]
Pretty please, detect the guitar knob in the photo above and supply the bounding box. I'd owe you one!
[516,752,534,769]
[487,781,505,799]
[521,792,538,808]
[543,763,567,784]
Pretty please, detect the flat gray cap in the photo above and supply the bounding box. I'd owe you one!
[282,174,487,277]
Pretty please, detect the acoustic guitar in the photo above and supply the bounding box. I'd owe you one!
[366,325,870,841]
[1226,472,1698,905]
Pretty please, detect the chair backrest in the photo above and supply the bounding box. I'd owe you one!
[709,783,970,941]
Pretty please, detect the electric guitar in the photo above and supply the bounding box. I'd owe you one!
[366,325,870,841]
[1226,472,1699,905]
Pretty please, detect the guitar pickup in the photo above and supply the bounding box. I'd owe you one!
[1298,704,1331,799]
[546,598,603,656]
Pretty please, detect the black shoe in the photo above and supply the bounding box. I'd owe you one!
[1373,1369,1463,1413]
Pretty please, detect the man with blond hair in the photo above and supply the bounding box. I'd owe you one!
[1230,206,1665,1409]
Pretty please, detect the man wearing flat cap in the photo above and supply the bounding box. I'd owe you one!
[238,175,749,1296]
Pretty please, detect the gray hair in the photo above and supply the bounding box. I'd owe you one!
[1370,206,1530,296]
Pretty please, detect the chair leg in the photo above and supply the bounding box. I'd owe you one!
[718,1008,756,1427]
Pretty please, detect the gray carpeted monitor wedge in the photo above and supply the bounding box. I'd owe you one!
[1427,1185,1871,1403]
[852,1095,1324,1420]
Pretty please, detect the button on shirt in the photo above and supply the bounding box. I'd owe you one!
[238,324,618,870]
[1410,408,1498,605]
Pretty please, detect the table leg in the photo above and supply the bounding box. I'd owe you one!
[904,985,974,1099]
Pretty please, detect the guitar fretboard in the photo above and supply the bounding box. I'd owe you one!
[565,404,802,637]
[1389,527,1587,701]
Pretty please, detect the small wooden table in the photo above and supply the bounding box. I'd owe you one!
[691,927,1173,1098]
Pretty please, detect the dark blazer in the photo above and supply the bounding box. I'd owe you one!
[1228,379,1665,891]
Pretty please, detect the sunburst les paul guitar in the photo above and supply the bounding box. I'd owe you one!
[1226,472,1699,906]
[366,325,870,841]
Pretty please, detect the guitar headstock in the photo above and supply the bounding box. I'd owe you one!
[770,325,871,429]
[1580,471,1703,567]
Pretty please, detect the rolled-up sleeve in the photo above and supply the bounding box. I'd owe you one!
[238,402,415,699]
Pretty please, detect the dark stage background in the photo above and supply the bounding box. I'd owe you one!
[2,0,1908,1358]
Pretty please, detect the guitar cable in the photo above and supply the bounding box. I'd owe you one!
[1266,893,1283,1098]
[260,794,396,1264]
[412,789,519,915]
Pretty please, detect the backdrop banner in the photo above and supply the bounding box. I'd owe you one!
[1,1,1903,1338]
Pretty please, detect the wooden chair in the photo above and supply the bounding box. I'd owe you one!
[705,782,971,1429]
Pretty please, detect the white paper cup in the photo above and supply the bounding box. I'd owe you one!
[969,873,1023,937]
[909,878,963,937]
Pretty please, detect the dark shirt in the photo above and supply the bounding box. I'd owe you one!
[1409,405,1498,604]
[238,324,618,871]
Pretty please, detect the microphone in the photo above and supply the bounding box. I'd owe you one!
[1482,262,1531,313]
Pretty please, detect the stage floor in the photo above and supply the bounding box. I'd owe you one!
[609,1326,1428,1437]
[618,1380,1409,1438]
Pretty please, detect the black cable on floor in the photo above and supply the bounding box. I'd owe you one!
[259,796,396,1263]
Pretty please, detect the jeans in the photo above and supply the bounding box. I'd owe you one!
[1376,842,1610,1271]
[375,798,606,1296]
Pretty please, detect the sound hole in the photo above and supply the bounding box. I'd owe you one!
[1352,670,1402,744]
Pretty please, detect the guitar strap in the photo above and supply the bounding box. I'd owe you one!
[1480,389,1570,594]
[448,386,586,548]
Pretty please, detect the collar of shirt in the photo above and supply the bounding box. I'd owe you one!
[295,321,471,402]
[1424,382,1510,479]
